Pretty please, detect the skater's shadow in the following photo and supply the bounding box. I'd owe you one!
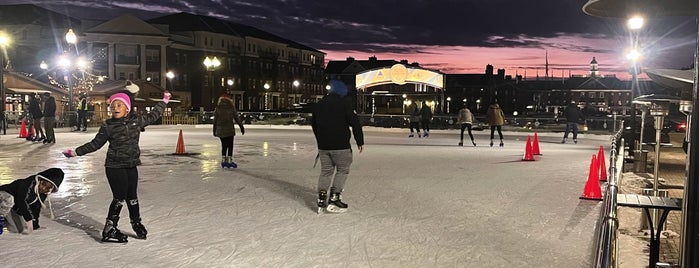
[49,198,104,242]
[235,169,318,213]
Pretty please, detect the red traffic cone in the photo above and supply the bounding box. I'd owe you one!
[522,135,535,161]
[174,129,186,155]
[580,154,602,200]
[18,119,28,138]
[597,145,607,181]
[532,132,542,155]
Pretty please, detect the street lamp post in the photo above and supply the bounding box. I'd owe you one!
[293,80,300,104]
[166,71,175,91]
[0,32,9,135]
[627,16,644,153]
[446,97,451,113]
[65,29,77,112]
[203,56,220,110]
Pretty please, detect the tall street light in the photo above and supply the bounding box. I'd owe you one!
[0,32,10,135]
[627,15,644,153]
[203,56,220,109]
[166,71,175,91]
[293,80,300,104]
[583,1,699,266]
[65,29,77,112]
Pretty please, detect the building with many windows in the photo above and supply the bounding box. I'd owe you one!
[0,4,327,113]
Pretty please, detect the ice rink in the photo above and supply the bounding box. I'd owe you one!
[0,125,609,267]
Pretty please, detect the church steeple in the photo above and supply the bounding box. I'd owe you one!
[590,57,599,77]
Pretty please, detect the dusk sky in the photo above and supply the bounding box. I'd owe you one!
[6,0,698,79]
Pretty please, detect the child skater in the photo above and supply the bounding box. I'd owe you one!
[63,91,170,243]
[212,92,245,168]
[0,168,64,234]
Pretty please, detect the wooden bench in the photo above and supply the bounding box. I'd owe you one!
[617,194,682,268]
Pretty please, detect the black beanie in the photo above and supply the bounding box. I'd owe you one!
[36,168,64,193]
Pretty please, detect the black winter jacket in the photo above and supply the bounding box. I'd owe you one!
[75,102,166,168]
[29,97,43,119]
[0,177,46,225]
[311,94,364,150]
[564,103,585,123]
[43,96,56,117]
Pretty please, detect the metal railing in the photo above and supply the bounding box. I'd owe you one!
[592,123,625,268]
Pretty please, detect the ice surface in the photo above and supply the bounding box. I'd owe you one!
[0,125,611,267]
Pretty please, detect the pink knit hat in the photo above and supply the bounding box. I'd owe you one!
[109,92,131,111]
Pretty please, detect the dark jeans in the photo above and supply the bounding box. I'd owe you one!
[563,122,578,140]
[409,122,420,133]
[460,123,474,142]
[44,117,55,141]
[490,125,503,140]
[77,110,87,130]
[420,120,430,132]
[219,136,235,157]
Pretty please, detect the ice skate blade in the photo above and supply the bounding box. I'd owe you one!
[132,234,147,240]
[101,237,128,243]
[325,205,347,214]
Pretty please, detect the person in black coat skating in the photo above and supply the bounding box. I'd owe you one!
[311,80,364,214]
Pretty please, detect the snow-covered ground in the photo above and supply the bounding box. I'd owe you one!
[0,125,613,267]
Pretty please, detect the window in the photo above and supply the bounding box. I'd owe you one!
[145,48,160,62]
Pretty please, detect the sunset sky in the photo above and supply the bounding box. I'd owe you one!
[6,0,697,80]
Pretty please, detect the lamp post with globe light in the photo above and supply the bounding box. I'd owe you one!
[0,32,10,135]
[65,29,77,112]
[203,56,221,109]
[166,71,174,88]
[293,80,300,104]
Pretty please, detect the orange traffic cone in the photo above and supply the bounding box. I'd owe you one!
[532,132,542,155]
[174,129,186,155]
[597,145,607,181]
[522,135,535,161]
[580,154,602,200]
[18,119,28,138]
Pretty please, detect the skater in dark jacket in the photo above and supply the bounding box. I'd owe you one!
[562,100,585,144]
[213,92,245,168]
[407,101,421,137]
[42,92,57,144]
[62,91,170,242]
[311,80,364,214]
[420,101,432,137]
[0,168,64,234]
[28,93,45,142]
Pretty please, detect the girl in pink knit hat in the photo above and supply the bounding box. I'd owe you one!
[62,91,171,243]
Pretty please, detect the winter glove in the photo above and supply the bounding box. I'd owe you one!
[239,125,245,135]
[24,220,33,234]
[62,149,76,158]
[163,92,172,104]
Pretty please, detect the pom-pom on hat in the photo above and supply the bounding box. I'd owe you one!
[328,80,348,97]
[109,92,132,111]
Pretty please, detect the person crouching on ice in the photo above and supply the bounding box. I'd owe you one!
[0,168,64,234]
[63,91,171,243]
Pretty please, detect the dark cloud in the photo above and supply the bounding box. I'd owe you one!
[4,0,696,72]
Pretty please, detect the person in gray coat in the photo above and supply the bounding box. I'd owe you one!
[213,93,245,168]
